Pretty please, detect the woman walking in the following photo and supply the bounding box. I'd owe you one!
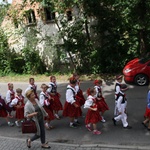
[24,89,50,149]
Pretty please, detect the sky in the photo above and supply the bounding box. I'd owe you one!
[0,0,12,4]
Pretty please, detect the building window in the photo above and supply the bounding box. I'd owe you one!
[13,18,18,28]
[43,7,55,22]
[25,9,36,25]
[66,10,72,21]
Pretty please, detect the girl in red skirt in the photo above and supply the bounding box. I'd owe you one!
[142,85,150,130]
[84,88,102,135]
[73,73,85,106]
[40,83,55,130]
[5,83,15,118]
[47,76,63,120]
[94,80,109,123]
[63,77,82,128]
[11,88,25,127]
[0,94,14,126]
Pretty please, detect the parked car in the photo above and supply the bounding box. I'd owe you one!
[123,57,150,86]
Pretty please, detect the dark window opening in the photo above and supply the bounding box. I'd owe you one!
[26,9,36,24]
[66,10,72,21]
[13,18,18,28]
[44,7,55,21]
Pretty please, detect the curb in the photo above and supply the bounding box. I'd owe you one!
[0,136,150,150]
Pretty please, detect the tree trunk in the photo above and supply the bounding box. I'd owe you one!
[138,0,147,56]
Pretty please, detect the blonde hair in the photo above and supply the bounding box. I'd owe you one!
[26,89,34,99]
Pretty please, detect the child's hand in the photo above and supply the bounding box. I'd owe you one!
[97,97,102,101]
[73,103,79,108]
[118,112,122,115]
[15,105,20,109]
[33,112,38,116]
[92,108,97,111]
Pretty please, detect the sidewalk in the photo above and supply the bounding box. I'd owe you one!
[0,136,149,150]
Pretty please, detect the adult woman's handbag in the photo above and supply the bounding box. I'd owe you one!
[22,119,37,134]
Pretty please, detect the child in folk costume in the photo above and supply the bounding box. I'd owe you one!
[73,73,85,106]
[112,84,132,129]
[63,77,82,128]
[47,76,63,120]
[10,88,25,127]
[142,84,150,130]
[0,94,14,126]
[114,75,123,116]
[84,88,102,135]
[25,78,38,99]
[40,84,55,130]
[94,79,109,123]
[5,83,15,118]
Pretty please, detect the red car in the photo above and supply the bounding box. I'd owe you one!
[123,57,150,86]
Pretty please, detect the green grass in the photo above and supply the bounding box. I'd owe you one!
[0,73,115,83]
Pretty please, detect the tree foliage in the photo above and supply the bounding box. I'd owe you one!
[39,0,150,73]
[1,0,150,75]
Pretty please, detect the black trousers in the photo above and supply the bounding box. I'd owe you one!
[30,119,45,144]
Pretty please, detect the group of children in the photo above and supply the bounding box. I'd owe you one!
[0,73,137,135]
[0,76,63,129]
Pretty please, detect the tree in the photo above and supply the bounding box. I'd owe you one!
[3,0,150,74]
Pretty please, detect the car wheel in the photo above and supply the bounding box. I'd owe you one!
[134,74,149,86]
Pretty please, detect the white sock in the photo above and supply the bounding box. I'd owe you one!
[87,123,91,127]
[70,122,73,126]
[45,122,49,127]
[74,119,78,122]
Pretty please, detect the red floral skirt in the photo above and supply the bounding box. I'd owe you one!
[85,109,102,124]
[44,106,55,121]
[0,108,7,117]
[96,97,109,113]
[63,101,82,118]
[76,89,85,106]
[15,106,24,119]
[50,93,63,111]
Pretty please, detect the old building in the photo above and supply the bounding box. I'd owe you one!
[1,0,76,70]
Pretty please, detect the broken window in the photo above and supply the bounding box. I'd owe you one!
[25,9,36,25]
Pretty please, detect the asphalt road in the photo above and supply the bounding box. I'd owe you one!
[0,80,149,148]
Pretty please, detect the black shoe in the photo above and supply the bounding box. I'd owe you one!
[142,122,147,128]
[147,128,150,131]
[112,118,116,126]
[70,123,77,128]
[123,125,132,129]
[74,121,81,126]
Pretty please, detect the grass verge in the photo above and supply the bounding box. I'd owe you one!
[0,73,116,83]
